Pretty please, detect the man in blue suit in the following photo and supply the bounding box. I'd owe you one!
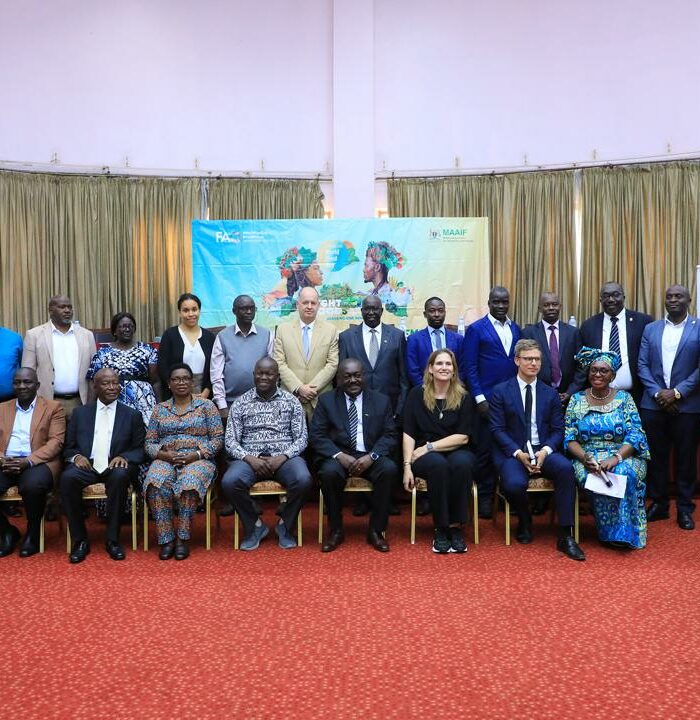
[463,286,521,517]
[638,285,700,531]
[490,339,585,560]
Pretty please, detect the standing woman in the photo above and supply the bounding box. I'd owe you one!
[402,349,476,554]
[158,293,216,399]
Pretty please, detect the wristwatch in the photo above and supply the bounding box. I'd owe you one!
[426,442,434,452]
[370,452,379,461]
[674,388,682,400]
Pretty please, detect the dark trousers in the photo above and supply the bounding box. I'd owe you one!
[411,448,476,528]
[0,465,53,541]
[474,410,496,498]
[498,450,575,526]
[641,409,699,513]
[221,456,312,536]
[317,455,397,534]
[60,464,136,544]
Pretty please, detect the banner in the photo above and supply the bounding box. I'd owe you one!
[192,218,490,331]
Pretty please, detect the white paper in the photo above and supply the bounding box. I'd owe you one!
[584,471,627,499]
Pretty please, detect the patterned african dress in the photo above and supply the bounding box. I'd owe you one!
[564,390,650,549]
[144,397,224,499]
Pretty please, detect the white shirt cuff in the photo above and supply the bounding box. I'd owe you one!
[475,394,486,404]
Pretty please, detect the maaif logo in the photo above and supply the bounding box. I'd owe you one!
[428,228,440,240]
[428,227,469,240]
[215,230,241,244]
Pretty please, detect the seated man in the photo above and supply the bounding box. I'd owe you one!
[310,358,398,553]
[221,357,312,550]
[60,368,145,564]
[489,339,585,561]
[0,368,65,557]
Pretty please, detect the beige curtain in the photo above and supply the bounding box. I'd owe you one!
[580,162,700,319]
[208,178,325,219]
[388,172,576,325]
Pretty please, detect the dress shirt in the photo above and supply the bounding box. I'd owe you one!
[89,399,118,460]
[178,327,206,374]
[362,323,382,359]
[428,326,446,352]
[225,387,307,460]
[335,392,365,454]
[514,376,552,456]
[52,324,80,394]
[661,314,688,388]
[0,327,22,400]
[541,319,560,342]
[5,398,36,458]
[488,314,513,356]
[299,319,315,343]
[602,310,632,390]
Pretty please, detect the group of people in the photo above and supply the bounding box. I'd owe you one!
[0,279,696,563]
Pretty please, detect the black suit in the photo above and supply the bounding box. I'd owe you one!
[310,388,398,534]
[60,401,145,544]
[158,325,217,399]
[521,321,582,396]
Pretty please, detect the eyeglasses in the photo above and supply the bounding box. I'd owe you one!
[170,377,192,384]
[589,367,612,376]
[518,356,541,363]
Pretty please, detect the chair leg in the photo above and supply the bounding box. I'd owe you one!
[297,508,303,547]
[410,488,417,544]
[472,482,479,545]
[143,495,149,551]
[206,487,212,550]
[318,489,324,544]
[574,486,580,543]
[234,512,239,550]
[504,497,511,546]
[66,525,71,554]
[131,491,137,551]
[39,515,45,554]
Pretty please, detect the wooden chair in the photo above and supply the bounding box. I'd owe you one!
[143,485,214,551]
[318,476,373,543]
[0,486,47,553]
[233,480,303,549]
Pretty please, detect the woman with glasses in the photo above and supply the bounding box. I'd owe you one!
[564,347,650,548]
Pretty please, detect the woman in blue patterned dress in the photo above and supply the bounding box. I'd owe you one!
[144,363,224,560]
[564,347,650,549]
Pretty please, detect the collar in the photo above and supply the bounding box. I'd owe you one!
[488,314,511,327]
[344,391,362,404]
[234,322,257,336]
[664,314,689,327]
[299,319,316,331]
[254,387,282,402]
[604,308,626,322]
[15,398,37,413]
[362,322,381,334]
[427,325,444,334]
[51,322,75,336]
[517,376,536,391]
[96,399,118,412]
[542,319,560,330]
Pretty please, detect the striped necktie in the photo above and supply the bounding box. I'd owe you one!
[609,316,620,355]
[347,397,358,451]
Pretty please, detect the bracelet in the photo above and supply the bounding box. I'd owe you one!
[403,461,411,466]
[196,450,202,460]
[613,452,623,463]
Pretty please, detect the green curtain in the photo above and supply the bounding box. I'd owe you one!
[580,162,700,319]
[388,172,576,325]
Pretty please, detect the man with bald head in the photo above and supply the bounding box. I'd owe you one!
[638,285,700,530]
[0,368,65,557]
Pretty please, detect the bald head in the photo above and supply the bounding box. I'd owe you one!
[297,287,320,323]
[48,294,73,328]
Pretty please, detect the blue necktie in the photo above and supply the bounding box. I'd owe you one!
[302,325,310,360]
[433,329,443,350]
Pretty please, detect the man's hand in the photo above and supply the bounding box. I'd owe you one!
[266,455,288,474]
[655,389,677,409]
[108,456,128,470]
[335,452,355,472]
[477,400,490,418]
[534,449,549,471]
[515,450,539,475]
[558,392,570,405]
[2,457,30,474]
[349,454,373,476]
[73,454,93,471]
[297,384,318,402]
[244,455,272,478]
[219,407,229,420]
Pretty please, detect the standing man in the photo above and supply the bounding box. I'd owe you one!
[489,339,585,561]
[463,286,521,517]
[579,282,653,402]
[221,357,312,550]
[310,359,398,553]
[22,295,96,419]
[0,368,65,557]
[0,326,22,403]
[638,285,700,530]
[60,368,145,563]
[274,287,338,422]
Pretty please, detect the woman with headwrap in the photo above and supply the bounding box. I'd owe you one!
[564,347,650,548]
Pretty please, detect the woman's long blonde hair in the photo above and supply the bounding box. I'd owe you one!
[422,349,466,412]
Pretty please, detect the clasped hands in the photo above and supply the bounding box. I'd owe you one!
[335,452,373,477]
[0,455,30,474]
[583,452,619,474]
[655,388,680,414]
[515,449,549,475]
[73,454,129,471]
[158,446,199,467]
[296,384,318,402]
[244,454,288,479]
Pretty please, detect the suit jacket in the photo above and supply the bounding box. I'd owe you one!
[22,321,97,404]
[0,396,66,479]
[521,321,582,395]
[338,323,408,418]
[63,401,145,466]
[157,325,217,399]
[489,377,564,470]
[406,327,465,387]
[463,315,521,401]
[273,318,339,411]
[309,388,397,461]
[637,316,700,413]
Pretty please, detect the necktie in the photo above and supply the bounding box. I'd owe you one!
[93,406,110,474]
[609,316,620,356]
[433,329,443,350]
[548,325,562,388]
[524,384,533,446]
[302,324,310,360]
[368,329,379,368]
[347,398,358,451]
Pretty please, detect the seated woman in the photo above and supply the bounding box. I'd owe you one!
[144,363,224,560]
[564,347,650,549]
[402,349,476,554]
[157,293,216,400]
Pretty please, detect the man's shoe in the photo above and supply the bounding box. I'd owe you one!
[448,527,467,553]
[174,540,190,560]
[416,496,431,516]
[478,497,493,520]
[240,523,269,551]
[275,521,298,549]
[321,529,345,553]
[432,527,451,554]
[0,526,21,557]
[159,542,175,560]
[19,535,40,558]
[516,517,533,544]
[352,497,370,517]
[647,502,670,522]
[678,511,695,531]
[367,529,390,552]
[105,540,125,561]
[218,503,235,517]
[69,540,90,564]
[557,535,586,561]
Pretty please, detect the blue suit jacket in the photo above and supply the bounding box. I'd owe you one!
[406,327,465,387]
[489,377,564,470]
[637,316,700,413]
[463,315,520,401]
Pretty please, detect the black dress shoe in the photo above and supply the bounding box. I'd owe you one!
[174,540,190,560]
[557,535,586,561]
[19,535,40,558]
[478,497,493,520]
[678,511,695,531]
[0,526,21,557]
[105,540,126,560]
[159,541,175,560]
[321,530,345,553]
[69,540,90,564]
[352,497,370,517]
[647,502,670,522]
[366,529,390,552]
[516,518,533,544]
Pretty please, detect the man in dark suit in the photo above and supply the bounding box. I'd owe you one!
[60,368,145,563]
[310,358,398,553]
[579,282,653,401]
[638,285,700,530]
[490,339,585,561]
[406,296,464,387]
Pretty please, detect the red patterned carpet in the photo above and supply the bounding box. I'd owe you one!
[3,502,699,720]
